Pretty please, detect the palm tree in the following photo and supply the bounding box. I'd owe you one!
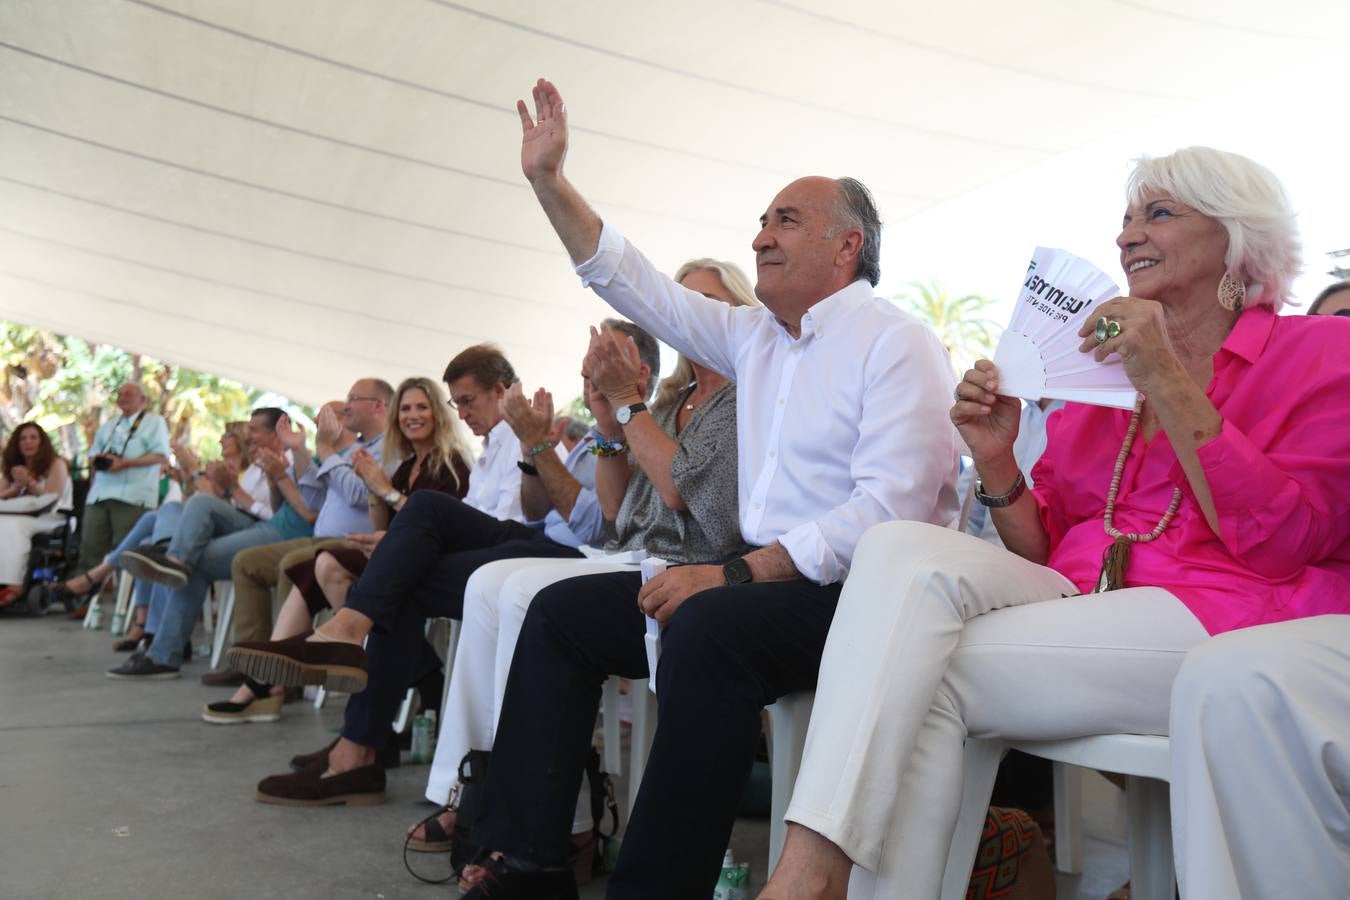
[891,280,1002,373]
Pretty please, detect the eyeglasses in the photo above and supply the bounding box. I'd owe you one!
[345,395,381,404]
[447,393,478,410]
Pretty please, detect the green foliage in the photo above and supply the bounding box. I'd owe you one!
[558,394,594,425]
[891,280,1002,373]
[0,321,306,466]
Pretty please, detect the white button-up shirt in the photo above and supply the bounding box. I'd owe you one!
[464,418,524,523]
[577,223,961,585]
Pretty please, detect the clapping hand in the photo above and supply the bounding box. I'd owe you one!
[585,377,619,439]
[352,447,393,495]
[315,405,344,447]
[582,324,644,406]
[517,79,569,185]
[276,413,308,452]
[500,382,554,449]
[254,448,289,482]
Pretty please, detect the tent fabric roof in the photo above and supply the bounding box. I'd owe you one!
[1,0,1344,404]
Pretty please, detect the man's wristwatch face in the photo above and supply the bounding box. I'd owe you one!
[615,402,647,426]
[722,557,753,586]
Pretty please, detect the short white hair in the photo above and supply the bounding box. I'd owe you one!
[1126,147,1301,310]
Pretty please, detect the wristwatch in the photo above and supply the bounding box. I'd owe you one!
[722,557,753,586]
[974,472,1026,508]
[615,402,647,426]
[382,488,403,505]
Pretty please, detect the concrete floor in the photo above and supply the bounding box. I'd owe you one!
[0,612,1131,899]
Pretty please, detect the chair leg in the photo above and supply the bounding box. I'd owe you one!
[626,689,658,820]
[111,573,134,635]
[1124,774,1175,900]
[312,685,327,709]
[209,585,235,670]
[1053,761,1085,873]
[392,688,416,734]
[601,677,623,777]
[939,738,1006,900]
[766,694,814,873]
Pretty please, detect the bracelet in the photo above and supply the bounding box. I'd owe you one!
[524,442,553,458]
[588,437,627,458]
[974,471,1026,508]
[517,460,540,477]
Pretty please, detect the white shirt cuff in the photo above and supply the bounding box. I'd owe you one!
[777,520,841,586]
[573,222,625,289]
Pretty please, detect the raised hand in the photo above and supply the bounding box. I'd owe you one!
[1076,296,1186,395]
[585,377,619,439]
[9,464,30,486]
[516,78,569,184]
[500,382,554,448]
[951,360,1022,466]
[582,324,644,405]
[276,413,308,452]
[315,406,344,446]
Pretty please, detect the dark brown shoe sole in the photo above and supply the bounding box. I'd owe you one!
[226,646,368,694]
[254,789,384,807]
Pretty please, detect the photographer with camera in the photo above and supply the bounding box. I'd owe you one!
[69,383,169,610]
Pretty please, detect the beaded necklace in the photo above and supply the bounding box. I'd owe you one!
[1095,397,1183,592]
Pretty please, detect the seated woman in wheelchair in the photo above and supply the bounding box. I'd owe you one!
[0,422,72,608]
[759,146,1350,900]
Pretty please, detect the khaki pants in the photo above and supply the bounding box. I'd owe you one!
[230,537,349,643]
[77,499,150,576]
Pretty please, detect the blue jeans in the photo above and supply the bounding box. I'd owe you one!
[105,502,184,610]
[146,496,282,667]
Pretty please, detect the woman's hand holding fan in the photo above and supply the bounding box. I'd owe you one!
[1076,295,1187,396]
[951,360,1022,467]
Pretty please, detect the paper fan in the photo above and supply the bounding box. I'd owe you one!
[992,247,1138,409]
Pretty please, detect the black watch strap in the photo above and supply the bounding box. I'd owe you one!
[516,460,539,477]
[722,557,753,586]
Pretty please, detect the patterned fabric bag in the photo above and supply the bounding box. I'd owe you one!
[967,806,1057,900]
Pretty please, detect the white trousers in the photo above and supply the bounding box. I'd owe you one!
[0,511,64,584]
[784,521,1208,899]
[1170,615,1350,900]
[424,556,636,832]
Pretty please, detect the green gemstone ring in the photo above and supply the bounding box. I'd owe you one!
[1094,317,1122,344]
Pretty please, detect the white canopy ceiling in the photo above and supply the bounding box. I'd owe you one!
[1,0,1344,405]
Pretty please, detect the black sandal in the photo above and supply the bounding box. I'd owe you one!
[60,571,108,598]
[403,805,456,885]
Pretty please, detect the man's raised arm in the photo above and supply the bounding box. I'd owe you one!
[518,79,602,265]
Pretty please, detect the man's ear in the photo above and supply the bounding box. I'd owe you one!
[834,227,864,271]
[638,365,653,399]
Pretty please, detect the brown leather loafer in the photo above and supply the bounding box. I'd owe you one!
[290,738,338,772]
[226,631,368,693]
[256,761,385,807]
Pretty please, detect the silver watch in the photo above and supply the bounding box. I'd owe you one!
[382,488,403,505]
[615,402,647,426]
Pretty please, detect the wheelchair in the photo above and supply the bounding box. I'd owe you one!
[16,475,89,616]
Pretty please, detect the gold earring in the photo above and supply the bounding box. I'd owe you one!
[1217,271,1246,311]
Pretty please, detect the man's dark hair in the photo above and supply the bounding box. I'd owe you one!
[442,344,518,391]
[603,319,661,400]
[1308,280,1350,316]
[250,407,285,430]
[832,177,882,287]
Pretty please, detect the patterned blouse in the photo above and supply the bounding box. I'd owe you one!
[609,383,750,565]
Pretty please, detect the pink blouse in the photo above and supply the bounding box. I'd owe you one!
[1031,306,1350,635]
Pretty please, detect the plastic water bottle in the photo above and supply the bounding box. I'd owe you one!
[110,608,126,636]
[87,599,103,630]
[712,850,749,900]
[411,711,431,764]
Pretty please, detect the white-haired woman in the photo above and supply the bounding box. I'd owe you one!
[760,147,1350,900]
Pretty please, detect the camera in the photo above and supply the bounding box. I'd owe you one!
[92,453,120,471]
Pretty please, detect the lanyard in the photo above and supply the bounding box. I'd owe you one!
[113,410,148,456]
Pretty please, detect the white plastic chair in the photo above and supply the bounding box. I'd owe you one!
[938,734,1174,900]
[621,687,814,874]
[208,580,235,669]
